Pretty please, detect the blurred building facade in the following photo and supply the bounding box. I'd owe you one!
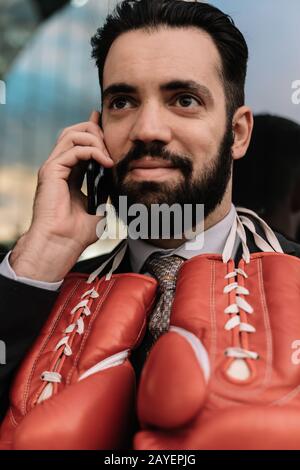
[0,0,299,254]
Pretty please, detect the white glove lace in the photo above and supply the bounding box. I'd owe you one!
[221,208,283,375]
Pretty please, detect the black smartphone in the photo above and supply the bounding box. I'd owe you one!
[86,113,111,215]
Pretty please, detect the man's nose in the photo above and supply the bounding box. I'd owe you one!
[129,103,172,144]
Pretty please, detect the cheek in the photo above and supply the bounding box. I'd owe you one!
[181,127,219,168]
[103,124,128,163]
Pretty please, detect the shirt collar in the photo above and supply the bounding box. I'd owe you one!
[128,204,237,273]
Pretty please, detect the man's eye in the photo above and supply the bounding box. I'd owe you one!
[175,95,201,108]
[109,97,132,110]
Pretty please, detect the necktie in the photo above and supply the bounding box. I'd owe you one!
[145,254,185,342]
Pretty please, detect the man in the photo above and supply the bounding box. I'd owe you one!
[0,0,300,450]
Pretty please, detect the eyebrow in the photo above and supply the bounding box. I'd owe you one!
[102,80,214,104]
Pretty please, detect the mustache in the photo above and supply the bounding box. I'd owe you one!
[114,141,193,182]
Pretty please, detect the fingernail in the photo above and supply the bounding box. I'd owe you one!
[104,149,112,159]
[89,110,99,122]
[104,154,113,164]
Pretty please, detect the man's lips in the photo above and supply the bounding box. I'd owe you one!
[129,158,175,170]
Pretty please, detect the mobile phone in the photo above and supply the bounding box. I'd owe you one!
[86,113,111,215]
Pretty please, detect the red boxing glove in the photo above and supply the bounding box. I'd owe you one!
[0,271,157,450]
[135,252,300,450]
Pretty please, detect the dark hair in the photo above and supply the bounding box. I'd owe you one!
[233,114,300,214]
[91,0,248,116]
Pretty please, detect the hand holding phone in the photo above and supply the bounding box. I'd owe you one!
[10,110,114,282]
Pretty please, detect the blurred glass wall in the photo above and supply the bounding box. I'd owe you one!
[0,0,118,256]
[0,0,299,254]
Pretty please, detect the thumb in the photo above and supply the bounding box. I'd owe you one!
[89,110,100,124]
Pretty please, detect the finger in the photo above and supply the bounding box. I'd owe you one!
[39,146,114,185]
[49,131,111,161]
[89,110,100,124]
[58,146,114,172]
[57,120,103,144]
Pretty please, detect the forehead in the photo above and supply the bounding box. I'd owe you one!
[103,27,224,97]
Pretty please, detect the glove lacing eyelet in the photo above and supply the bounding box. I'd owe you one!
[220,207,283,372]
[37,242,129,404]
[38,287,100,403]
[223,268,259,361]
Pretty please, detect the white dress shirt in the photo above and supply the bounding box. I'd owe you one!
[0,205,239,291]
[129,204,238,273]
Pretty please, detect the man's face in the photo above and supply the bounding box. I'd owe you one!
[101,27,233,226]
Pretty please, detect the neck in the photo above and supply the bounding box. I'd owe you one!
[145,195,232,249]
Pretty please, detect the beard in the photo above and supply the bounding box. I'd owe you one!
[107,121,233,239]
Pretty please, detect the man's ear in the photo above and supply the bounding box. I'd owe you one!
[231,106,254,161]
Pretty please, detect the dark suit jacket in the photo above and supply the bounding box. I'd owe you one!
[0,229,300,421]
